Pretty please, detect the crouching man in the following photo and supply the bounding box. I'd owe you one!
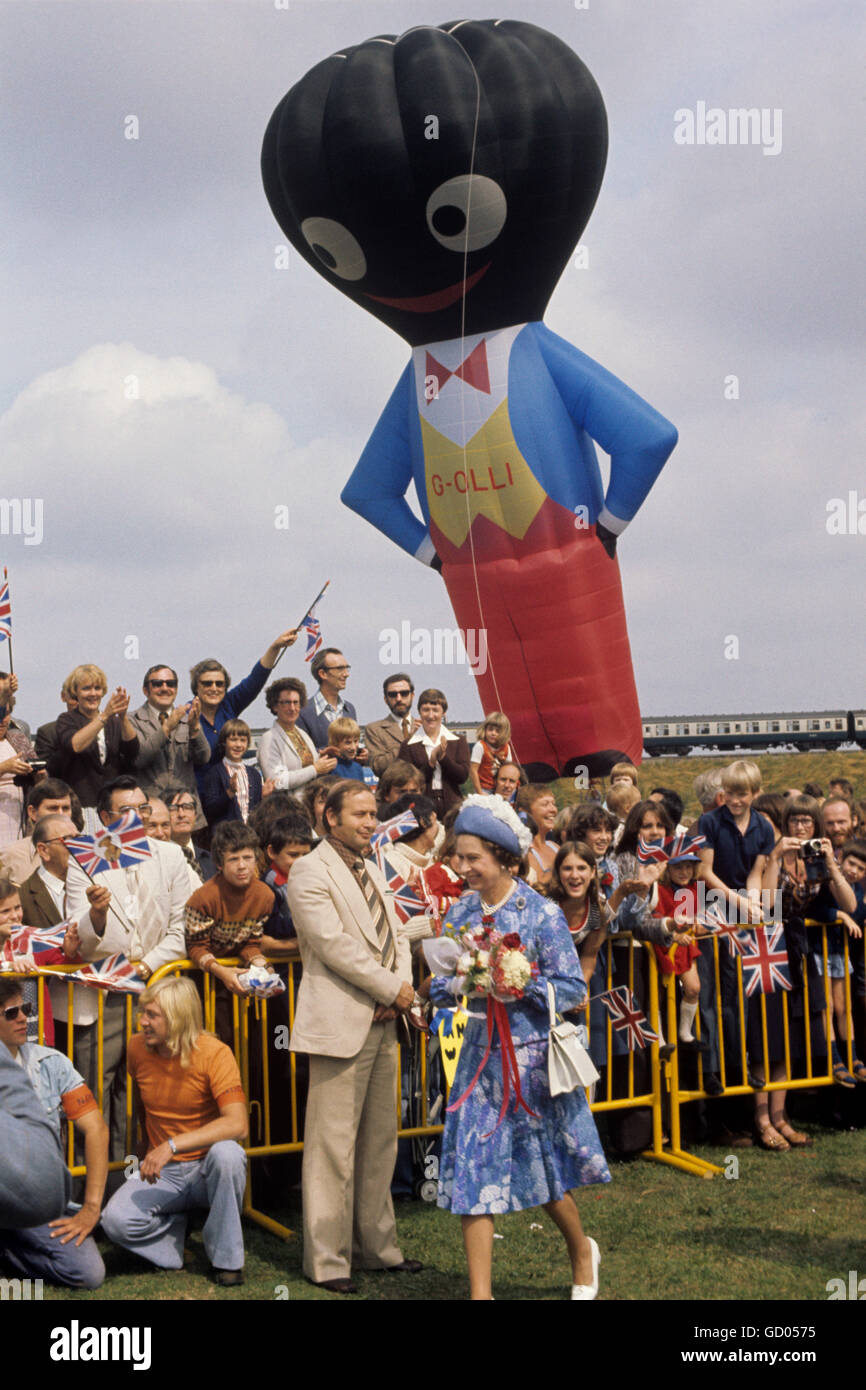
[100,975,248,1286]
[0,976,107,1288]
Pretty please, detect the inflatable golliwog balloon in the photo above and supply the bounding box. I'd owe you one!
[262,19,677,779]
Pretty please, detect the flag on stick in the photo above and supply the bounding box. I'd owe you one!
[66,812,152,877]
[597,986,659,1050]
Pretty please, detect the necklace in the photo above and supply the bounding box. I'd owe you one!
[479,880,517,916]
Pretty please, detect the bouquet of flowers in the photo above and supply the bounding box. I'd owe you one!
[424,919,539,1132]
[453,924,538,1002]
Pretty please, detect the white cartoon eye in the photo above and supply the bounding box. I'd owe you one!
[300,217,367,280]
[426,175,507,252]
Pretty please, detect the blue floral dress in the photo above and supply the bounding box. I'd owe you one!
[431,883,611,1214]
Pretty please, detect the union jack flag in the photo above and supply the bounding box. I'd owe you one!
[738,924,791,996]
[636,832,705,864]
[376,855,427,923]
[695,900,749,955]
[0,570,10,642]
[1,923,70,962]
[597,986,660,1051]
[69,953,146,994]
[65,812,152,876]
[302,612,322,662]
[370,810,419,864]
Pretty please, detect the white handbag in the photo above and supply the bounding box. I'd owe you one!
[547,983,600,1095]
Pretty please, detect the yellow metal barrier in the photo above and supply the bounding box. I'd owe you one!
[7,916,858,1243]
[662,920,853,1157]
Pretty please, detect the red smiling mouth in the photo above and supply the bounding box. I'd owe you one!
[365,263,490,313]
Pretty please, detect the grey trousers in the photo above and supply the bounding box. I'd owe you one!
[0,1043,68,1229]
[100,1142,246,1271]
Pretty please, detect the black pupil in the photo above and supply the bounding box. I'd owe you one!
[312,243,337,269]
[432,205,466,237]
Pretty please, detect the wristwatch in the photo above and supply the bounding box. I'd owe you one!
[167,1138,178,1155]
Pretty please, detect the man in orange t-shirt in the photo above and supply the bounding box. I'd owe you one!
[100,976,248,1286]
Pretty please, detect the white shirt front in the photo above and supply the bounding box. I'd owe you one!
[407,725,458,792]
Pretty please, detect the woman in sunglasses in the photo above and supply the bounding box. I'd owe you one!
[189,628,299,772]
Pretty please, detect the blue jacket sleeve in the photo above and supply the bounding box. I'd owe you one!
[522,902,586,1015]
[341,363,434,563]
[535,323,678,533]
[225,661,269,720]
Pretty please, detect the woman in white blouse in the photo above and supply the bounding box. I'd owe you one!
[258,678,336,791]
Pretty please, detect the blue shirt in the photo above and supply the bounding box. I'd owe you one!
[697,804,775,890]
[18,1044,88,1143]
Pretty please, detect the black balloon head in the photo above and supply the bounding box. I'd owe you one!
[262,19,608,346]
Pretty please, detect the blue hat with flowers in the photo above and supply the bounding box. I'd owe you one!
[454,794,533,857]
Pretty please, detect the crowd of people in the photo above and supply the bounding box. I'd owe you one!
[0,645,864,1299]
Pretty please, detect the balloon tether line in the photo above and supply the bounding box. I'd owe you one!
[453,33,515,762]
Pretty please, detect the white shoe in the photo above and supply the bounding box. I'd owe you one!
[570,1237,600,1300]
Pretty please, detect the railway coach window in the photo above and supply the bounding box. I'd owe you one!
[771,721,780,732]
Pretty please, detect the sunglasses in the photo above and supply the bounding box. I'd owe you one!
[2,1001,33,1021]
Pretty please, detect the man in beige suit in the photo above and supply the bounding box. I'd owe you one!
[286,780,422,1294]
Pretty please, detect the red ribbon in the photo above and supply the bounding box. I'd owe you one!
[446,997,538,1136]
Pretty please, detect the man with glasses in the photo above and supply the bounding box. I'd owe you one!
[0,777,80,887]
[131,665,211,829]
[165,786,216,886]
[297,649,366,760]
[65,776,189,1155]
[188,628,299,770]
[363,674,419,777]
[0,975,108,1288]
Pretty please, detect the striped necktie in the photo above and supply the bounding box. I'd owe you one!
[354,858,396,970]
[183,845,204,881]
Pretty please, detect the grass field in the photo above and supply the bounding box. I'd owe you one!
[42,1093,866,1303]
[548,749,866,823]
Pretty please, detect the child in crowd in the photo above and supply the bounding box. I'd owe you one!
[301,775,333,840]
[201,719,271,828]
[608,762,639,792]
[469,712,516,793]
[261,816,314,956]
[606,782,641,843]
[649,845,704,1044]
[839,840,866,1077]
[326,717,377,786]
[0,878,82,1046]
[546,839,611,994]
[697,760,773,1091]
[185,822,280,1041]
[565,804,619,902]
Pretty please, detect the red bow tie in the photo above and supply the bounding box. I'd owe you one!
[425,340,490,400]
